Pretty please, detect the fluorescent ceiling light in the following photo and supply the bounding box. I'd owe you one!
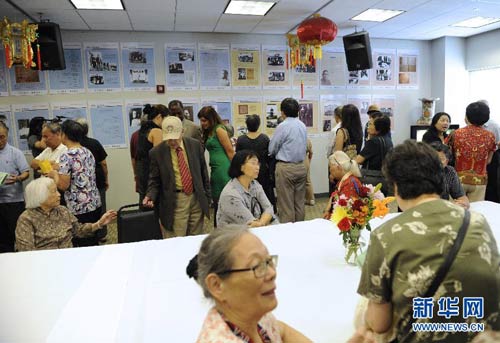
[452,16,500,28]
[351,8,404,22]
[224,1,275,16]
[70,0,124,10]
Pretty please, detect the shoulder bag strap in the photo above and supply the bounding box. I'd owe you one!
[397,209,470,343]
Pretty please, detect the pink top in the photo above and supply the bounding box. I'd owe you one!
[197,307,282,343]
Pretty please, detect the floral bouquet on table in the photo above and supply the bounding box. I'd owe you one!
[329,183,395,264]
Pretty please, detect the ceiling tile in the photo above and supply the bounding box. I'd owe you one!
[11,0,74,10]
[78,10,132,30]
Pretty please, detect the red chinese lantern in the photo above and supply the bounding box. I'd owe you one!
[297,14,337,60]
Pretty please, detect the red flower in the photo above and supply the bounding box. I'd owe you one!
[338,198,348,206]
[352,199,364,211]
[359,186,369,197]
[338,217,351,232]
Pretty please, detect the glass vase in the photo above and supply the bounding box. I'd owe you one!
[344,242,363,266]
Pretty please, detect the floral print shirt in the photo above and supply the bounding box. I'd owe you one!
[59,146,101,215]
[197,307,282,343]
[358,199,500,342]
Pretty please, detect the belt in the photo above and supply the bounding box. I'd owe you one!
[175,189,183,193]
[277,160,303,164]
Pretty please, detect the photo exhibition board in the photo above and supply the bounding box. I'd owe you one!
[165,43,197,90]
[262,46,290,89]
[372,49,396,89]
[232,96,263,137]
[397,49,419,89]
[51,102,88,123]
[231,44,261,89]
[125,99,157,138]
[201,97,232,125]
[0,49,8,96]
[371,95,396,130]
[12,104,50,152]
[89,101,127,147]
[292,45,318,89]
[121,42,156,92]
[84,42,122,92]
[263,96,284,137]
[319,48,347,90]
[176,98,200,124]
[298,96,319,134]
[48,43,85,94]
[198,43,231,90]
[9,67,47,96]
[0,105,14,145]
[347,94,372,129]
[320,94,346,134]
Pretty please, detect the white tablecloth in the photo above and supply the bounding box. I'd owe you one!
[1,201,499,343]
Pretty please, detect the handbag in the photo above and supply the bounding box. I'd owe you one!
[389,209,471,343]
[342,128,358,159]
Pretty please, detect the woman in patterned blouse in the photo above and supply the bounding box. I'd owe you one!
[188,227,311,343]
[352,140,500,343]
[15,177,116,251]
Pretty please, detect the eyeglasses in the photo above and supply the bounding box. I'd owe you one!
[219,255,278,278]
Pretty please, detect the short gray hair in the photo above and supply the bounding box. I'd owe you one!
[196,226,249,299]
[42,122,61,134]
[329,150,361,177]
[25,177,55,209]
[75,117,89,136]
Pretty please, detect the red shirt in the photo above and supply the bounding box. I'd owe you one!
[450,125,495,184]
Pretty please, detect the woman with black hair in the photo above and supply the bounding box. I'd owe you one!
[216,150,275,228]
[422,112,451,144]
[136,104,169,204]
[334,104,363,158]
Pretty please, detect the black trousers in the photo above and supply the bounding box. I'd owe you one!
[72,207,103,247]
[0,201,25,253]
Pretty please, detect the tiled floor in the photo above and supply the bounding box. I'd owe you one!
[105,196,331,245]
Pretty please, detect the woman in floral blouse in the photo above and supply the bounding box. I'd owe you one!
[187,227,311,343]
[352,140,500,342]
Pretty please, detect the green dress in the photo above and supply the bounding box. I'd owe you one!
[206,125,231,200]
[358,199,500,342]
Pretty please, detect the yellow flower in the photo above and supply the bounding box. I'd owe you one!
[331,206,349,224]
[373,197,395,217]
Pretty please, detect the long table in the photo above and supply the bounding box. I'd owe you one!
[1,201,499,343]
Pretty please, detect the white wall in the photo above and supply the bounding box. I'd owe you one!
[0,30,432,210]
[466,28,500,71]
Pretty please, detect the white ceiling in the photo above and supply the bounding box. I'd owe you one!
[2,0,500,40]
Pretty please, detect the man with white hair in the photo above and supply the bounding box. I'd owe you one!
[143,116,211,238]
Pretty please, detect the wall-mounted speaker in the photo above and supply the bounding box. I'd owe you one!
[343,31,373,71]
[32,22,65,70]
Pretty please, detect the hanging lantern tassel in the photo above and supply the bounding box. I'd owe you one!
[37,44,41,71]
[300,80,304,99]
[4,44,11,68]
[315,45,322,60]
[26,43,32,69]
[285,50,289,70]
[309,47,314,66]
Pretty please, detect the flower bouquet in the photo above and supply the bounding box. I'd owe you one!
[329,183,394,264]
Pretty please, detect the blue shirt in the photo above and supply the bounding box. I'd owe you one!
[269,117,307,163]
[0,143,29,203]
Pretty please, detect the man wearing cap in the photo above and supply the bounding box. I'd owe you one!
[168,100,202,143]
[364,104,383,143]
[143,116,210,238]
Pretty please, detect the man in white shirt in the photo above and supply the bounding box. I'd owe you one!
[30,122,67,173]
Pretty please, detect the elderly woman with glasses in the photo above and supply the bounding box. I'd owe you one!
[217,150,276,228]
[323,150,363,219]
[15,177,116,251]
[187,227,312,343]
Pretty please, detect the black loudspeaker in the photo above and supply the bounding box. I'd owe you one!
[32,22,65,70]
[343,31,372,71]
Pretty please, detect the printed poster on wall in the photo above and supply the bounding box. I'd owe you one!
[84,43,121,92]
[9,66,47,96]
[51,102,87,123]
[262,46,289,89]
[320,48,347,89]
[372,49,396,89]
[201,97,232,125]
[397,49,419,89]
[231,44,261,89]
[48,43,85,94]
[165,43,197,90]
[89,101,127,148]
[0,105,14,145]
[347,68,371,89]
[320,94,346,133]
[0,50,8,96]
[263,97,285,137]
[347,94,371,129]
[232,97,263,137]
[12,104,50,152]
[292,46,318,89]
[298,97,319,134]
[175,98,200,123]
[371,95,396,130]
[121,42,156,91]
[198,44,231,90]
[125,99,157,138]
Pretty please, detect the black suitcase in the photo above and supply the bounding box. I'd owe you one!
[117,204,162,243]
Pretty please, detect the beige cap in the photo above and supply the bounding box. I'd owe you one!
[367,104,380,113]
[162,116,183,140]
